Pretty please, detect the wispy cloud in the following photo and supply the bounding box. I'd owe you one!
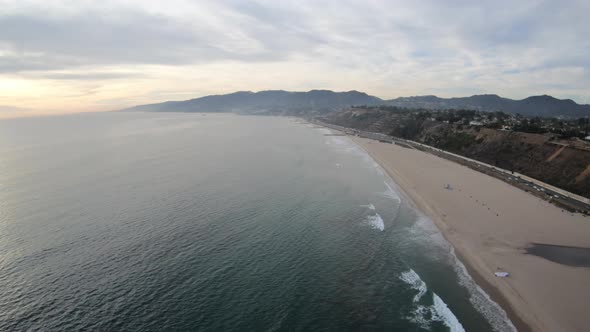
[0,0,588,113]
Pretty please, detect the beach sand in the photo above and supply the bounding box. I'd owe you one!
[352,136,590,332]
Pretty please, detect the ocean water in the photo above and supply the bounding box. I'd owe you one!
[0,112,514,331]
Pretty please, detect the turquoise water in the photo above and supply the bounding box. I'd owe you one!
[0,113,513,331]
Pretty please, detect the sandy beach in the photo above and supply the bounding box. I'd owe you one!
[352,136,590,332]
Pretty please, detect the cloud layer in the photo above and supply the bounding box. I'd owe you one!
[0,0,589,115]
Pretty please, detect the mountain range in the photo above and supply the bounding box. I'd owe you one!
[121,90,590,118]
[122,90,381,116]
[386,94,590,118]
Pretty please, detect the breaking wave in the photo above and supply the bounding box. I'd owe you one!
[400,269,427,303]
[366,213,385,231]
[382,181,401,202]
[406,217,516,332]
[399,269,466,332]
[320,123,514,331]
[449,247,516,332]
[432,293,466,332]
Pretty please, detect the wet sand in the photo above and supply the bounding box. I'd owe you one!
[352,137,590,332]
[525,243,590,268]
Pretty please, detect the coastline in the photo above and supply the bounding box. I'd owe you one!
[350,136,590,332]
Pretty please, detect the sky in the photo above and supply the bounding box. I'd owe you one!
[0,0,589,117]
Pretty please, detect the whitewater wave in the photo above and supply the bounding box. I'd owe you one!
[400,269,427,303]
[407,215,516,332]
[366,213,385,231]
[361,203,376,211]
[432,293,466,332]
[322,134,384,172]
[381,181,401,202]
[408,215,448,250]
[319,124,513,331]
[399,268,466,332]
[449,247,517,332]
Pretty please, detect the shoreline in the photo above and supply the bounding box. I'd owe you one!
[452,244,531,332]
[350,136,590,332]
[313,119,590,214]
[357,139,526,332]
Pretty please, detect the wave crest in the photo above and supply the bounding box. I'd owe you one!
[366,213,384,231]
[399,269,466,332]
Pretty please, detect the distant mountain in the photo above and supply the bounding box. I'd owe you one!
[121,90,383,115]
[386,94,590,118]
[121,90,590,118]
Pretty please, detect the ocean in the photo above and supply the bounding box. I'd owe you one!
[0,112,514,331]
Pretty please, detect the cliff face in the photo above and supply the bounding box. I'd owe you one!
[459,129,590,197]
[324,108,590,197]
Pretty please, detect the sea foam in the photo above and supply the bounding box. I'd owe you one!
[322,124,512,331]
[382,181,401,202]
[366,213,385,231]
[449,247,516,332]
[432,293,466,332]
[399,269,466,332]
[407,217,516,331]
[399,269,427,303]
[322,133,384,173]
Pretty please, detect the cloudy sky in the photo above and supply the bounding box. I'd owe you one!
[0,0,589,117]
